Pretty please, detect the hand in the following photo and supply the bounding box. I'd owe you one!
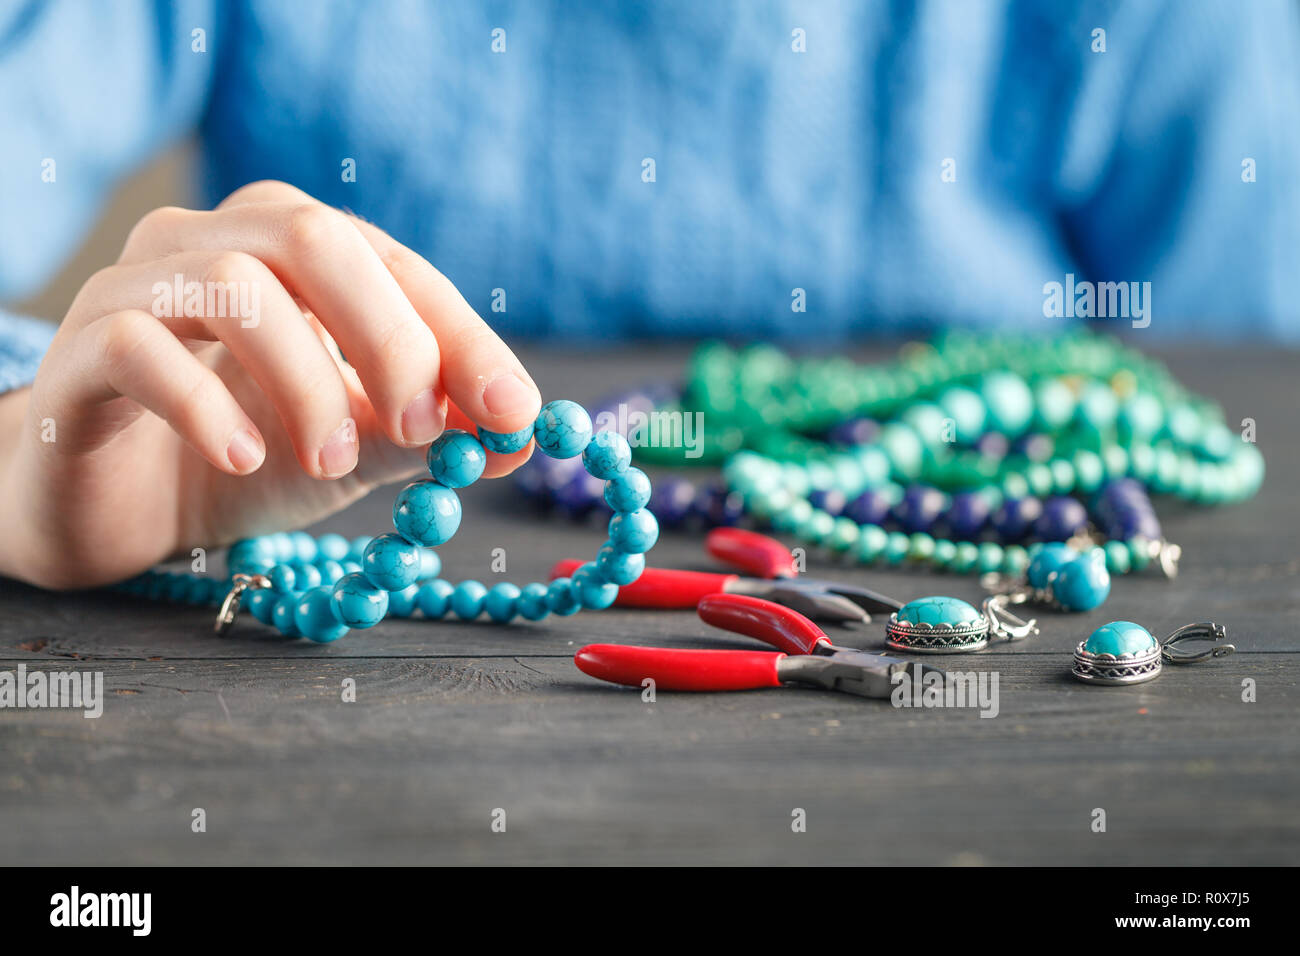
[0,180,540,589]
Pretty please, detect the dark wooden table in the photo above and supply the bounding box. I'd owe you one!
[2,344,1297,866]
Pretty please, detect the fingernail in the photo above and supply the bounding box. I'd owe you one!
[400,388,444,445]
[226,427,265,474]
[482,372,537,419]
[319,418,359,478]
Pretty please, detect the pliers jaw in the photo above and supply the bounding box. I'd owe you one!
[728,579,903,625]
[776,652,943,699]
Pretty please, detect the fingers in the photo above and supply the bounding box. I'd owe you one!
[72,252,358,479]
[216,181,541,436]
[40,310,265,474]
[120,201,444,449]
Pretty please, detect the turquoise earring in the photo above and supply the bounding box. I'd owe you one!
[1071,621,1234,685]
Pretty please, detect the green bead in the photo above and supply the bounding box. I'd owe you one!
[908,533,936,562]
[1071,449,1105,492]
[1077,383,1119,434]
[900,402,949,448]
[1104,540,1131,575]
[883,532,911,565]
[828,517,860,552]
[952,542,979,573]
[1033,378,1076,431]
[1025,463,1053,498]
[877,423,924,480]
[801,509,836,544]
[1001,544,1030,576]
[1127,536,1153,571]
[1119,392,1164,442]
[854,524,888,563]
[937,387,987,443]
[981,372,1034,436]
[976,542,1004,574]
[933,539,958,569]
[1049,459,1075,495]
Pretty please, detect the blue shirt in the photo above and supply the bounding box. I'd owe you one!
[2,0,1299,391]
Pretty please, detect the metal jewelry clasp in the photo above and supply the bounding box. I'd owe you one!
[1160,622,1233,663]
[982,592,1040,641]
[214,572,272,636]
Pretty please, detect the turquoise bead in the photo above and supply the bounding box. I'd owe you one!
[451,580,489,620]
[895,595,984,628]
[1084,621,1157,657]
[426,429,487,488]
[1103,540,1131,575]
[976,542,1004,574]
[291,531,318,563]
[294,586,350,643]
[937,386,987,443]
[981,372,1033,435]
[416,579,455,618]
[317,533,350,562]
[1033,378,1076,431]
[347,536,373,561]
[388,583,420,617]
[582,431,632,479]
[952,542,979,573]
[247,588,279,625]
[877,423,923,480]
[1026,542,1078,590]
[484,583,522,622]
[933,538,958,569]
[1050,549,1111,611]
[362,533,422,592]
[534,400,593,459]
[478,422,534,454]
[854,524,888,563]
[293,562,323,590]
[419,548,442,579]
[595,545,645,585]
[318,560,346,585]
[392,480,462,547]
[608,509,659,554]
[330,573,389,628]
[1077,382,1119,433]
[517,582,552,621]
[604,467,652,512]
[272,595,300,637]
[571,561,618,609]
[883,531,911,565]
[546,578,582,616]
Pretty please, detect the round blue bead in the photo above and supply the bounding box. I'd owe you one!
[387,583,421,618]
[347,536,373,561]
[546,578,582,616]
[582,431,632,479]
[648,476,696,527]
[992,496,1043,541]
[247,588,280,625]
[1084,621,1157,657]
[826,417,879,446]
[419,548,442,580]
[534,400,593,459]
[1051,549,1112,612]
[1035,496,1088,542]
[267,563,297,594]
[478,423,534,454]
[362,533,422,592]
[571,561,618,609]
[426,429,487,488]
[694,482,745,527]
[844,488,893,526]
[392,480,462,547]
[809,488,848,517]
[1026,542,1079,590]
[946,491,991,540]
[451,580,489,620]
[272,595,300,637]
[330,572,389,628]
[557,469,606,519]
[484,583,522,622]
[292,562,323,590]
[291,531,318,564]
[894,484,947,534]
[316,533,350,562]
[269,533,297,563]
[294,586,350,643]
[318,560,346,586]
[604,467,652,512]
[517,582,552,621]
[227,537,275,573]
[595,544,645,585]
[608,508,659,554]
[416,579,455,618]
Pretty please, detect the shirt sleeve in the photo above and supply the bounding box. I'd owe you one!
[0,0,218,302]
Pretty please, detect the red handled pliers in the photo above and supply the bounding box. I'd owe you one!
[554,528,902,624]
[575,593,943,698]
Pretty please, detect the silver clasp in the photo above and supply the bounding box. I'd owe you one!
[1160,622,1233,663]
[982,592,1040,641]
[214,572,272,636]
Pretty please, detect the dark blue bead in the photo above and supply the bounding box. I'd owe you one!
[894,484,946,534]
[1113,510,1163,540]
[845,488,893,526]
[693,482,744,527]
[1012,433,1055,463]
[992,496,1043,541]
[826,417,880,446]
[809,488,848,517]
[1034,496,1089,542]
[554,469,606,519]
[974,431,1009,460]
[946,491,991,540]
[649,476,697,528]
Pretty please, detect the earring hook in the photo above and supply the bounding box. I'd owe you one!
[1160,622,1233,663]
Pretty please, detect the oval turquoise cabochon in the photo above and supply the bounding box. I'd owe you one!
[896,595,983,627]
[1084,621,1157,657]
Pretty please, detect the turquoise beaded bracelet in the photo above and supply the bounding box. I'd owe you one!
[121,399,659,643]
